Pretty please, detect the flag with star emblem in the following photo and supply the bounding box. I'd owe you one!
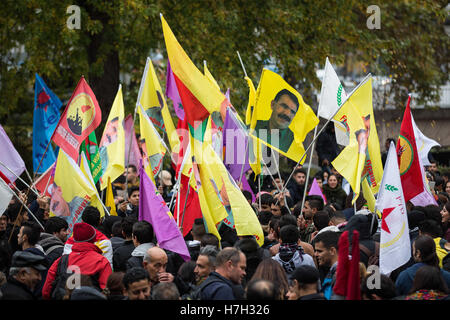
[376,141,411,275]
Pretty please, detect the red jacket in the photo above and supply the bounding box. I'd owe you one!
[42,242,112,300]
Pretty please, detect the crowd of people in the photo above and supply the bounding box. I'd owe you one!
[0,135,449,301]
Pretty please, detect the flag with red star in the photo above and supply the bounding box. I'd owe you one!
[376,141,411,275]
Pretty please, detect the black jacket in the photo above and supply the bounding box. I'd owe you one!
[344,214,379,267]
[298,293,326,300]
[200,272,244,300]
[38,233,64,267]
[0,276,37,300]
[113,240,135,272]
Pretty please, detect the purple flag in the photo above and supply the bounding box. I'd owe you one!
[139,164,190,261]
[165,60,185,120]
[222,108,255,202]
[308,178,326,202]
[124,114,142,171]
[0,124,26,182]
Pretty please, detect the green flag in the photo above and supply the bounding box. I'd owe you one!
[80,131,103,184]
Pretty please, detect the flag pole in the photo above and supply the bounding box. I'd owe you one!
[277,74,372,205]
[7,184,45,230]
[0,160,40,197]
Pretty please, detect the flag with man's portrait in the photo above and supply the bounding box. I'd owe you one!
[249,69,319,163]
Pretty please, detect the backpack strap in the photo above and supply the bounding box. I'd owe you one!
[359,243,372,258]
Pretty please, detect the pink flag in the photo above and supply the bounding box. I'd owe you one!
[124,114,142,171]
[165,60,185,120]
[0,124,26,182]
[308,178,326,202]
[139,164,190,261]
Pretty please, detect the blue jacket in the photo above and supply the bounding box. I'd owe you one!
[200,272,244,300]
[395,262,450,296]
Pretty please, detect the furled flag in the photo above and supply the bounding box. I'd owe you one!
[0,175,14,216]
[124,114,142,171]
[331,76,369,203]
[0,124,26,183]
[396,95,424,203]
[308,178,326,203]
[138,104,168,183]
[52,77,102,162]
[165,60,185,121]
[317,57,349,146]
[222,107,255,202]
[79,131,102,185]
[245,76,257,126]
[79,152,106,217]
[204,61,221,91]
[33,73,63,173]
[161,14,231,130]
[411,111,440,167]
[137,57,180,161]
[377,141,411,275]
[139,163,190,261]
[250,68,319,163]
[105,177,117,216]
[99,85,125,190]
[50,150,98,234]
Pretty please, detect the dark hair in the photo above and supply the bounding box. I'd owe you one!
[177,260,196,284]
[111,221,123,238]
[127,164,137,173]
[407,210,426,230]
[20,221,41,246]
[242,190,253,202]
[105,272,125,296]
[81,206,101,227]
[191,218,206,238]
[132,221,154,244]
[293,168,307,177]
[313,211,330,231]
[414,235,439,267]
[424,205,443,225]
[279,214,297,229]
[306,196,324,211]
[201,233,220,249]
[418,219,443,238]
[44,216,68,234]
[121,216,137,238]
[330,210,346,221]
[128,186,140,199]
[361,274,397,300]
[122,267,150,290]
[151,282,180,300]
[258,193,274,207]
[313,230,340,250]
[274,89,299,111]
[409,265,449,294]
[291,265,320,288]
[258,211,273,225]
[279,225,299,244]
[246,279,279,300]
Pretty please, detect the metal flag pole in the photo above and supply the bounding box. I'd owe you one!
[0,160,40,198]
[6,184,45,230]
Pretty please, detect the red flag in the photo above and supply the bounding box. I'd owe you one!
[396,96,423,203]
[173,173,202,237]
[33,162,55,196]
[52,77,102,161]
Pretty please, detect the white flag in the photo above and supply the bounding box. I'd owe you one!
[411,112,440,166]
[376,142,411,275]
[317,57,349,146]
[0,177,14,216]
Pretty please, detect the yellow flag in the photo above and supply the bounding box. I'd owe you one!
[99,85,125,190]
[331,77,370,204]
[250,68,319,163]
[137,57,180,157]
[193,118,264,246]
[138,104,167,184]
[245,76,256,126]
[204,61,221,91]
[243,76,261,178]
[357,77,383,195]
[50,150,98,233]
[106,177,117,216]
[161,14,230,127]
[79,152,105,217]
